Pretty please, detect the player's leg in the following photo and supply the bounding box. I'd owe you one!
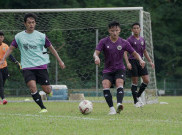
[115,79,124,113]
[23,70,47,111]
[37,69,51,113]
[38,69,52,95]
[137,65,149,98]
[115,69,125,113]
[2,67,9,104]
[0,67,9,104]
[131,77,144,107]
[128,59,140,105]
[137,75,149,98]
[131,77,139,104]
[41,85,52,94]
[133,65,149,107]
[102,73,116,115]
[103,80,116,115]
[102,80,113,108]
[27,80,47,110]
[0,70,4,104]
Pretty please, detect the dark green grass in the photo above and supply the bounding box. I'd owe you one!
[0,96,182,135]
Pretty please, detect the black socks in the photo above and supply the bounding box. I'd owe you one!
[131,85,138,104]
[103,89,113,107]
[0,87,4,99]
[137,83,147,97]
[32,92,46,109]
[116,87,124,104]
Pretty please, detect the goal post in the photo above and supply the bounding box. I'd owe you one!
[143,11,158,104]
[0,7,157,104]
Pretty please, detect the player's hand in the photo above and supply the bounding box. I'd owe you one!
[15,61,22,70]
[127,63,132,70]
[94,56,100,66]
[139,60,145,69]
[150,62,155,69]
[59,61,65,69]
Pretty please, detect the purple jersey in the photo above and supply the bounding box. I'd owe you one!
[96,37,135,73]
[11,36,52,70]
[127,35,146,59]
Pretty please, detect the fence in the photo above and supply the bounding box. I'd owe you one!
[157,79,182,96]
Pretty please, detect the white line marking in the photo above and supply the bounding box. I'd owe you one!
[0,113,181,124]
[0,113,99,121]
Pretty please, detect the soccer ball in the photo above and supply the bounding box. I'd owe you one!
[79,100,93,114]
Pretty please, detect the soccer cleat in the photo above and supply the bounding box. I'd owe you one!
[47,91,53,97]
[134,102,143,108]
[39,109,48,113]
[137,97,144,106]
[116,104,124,114]
[108,107,116,115]
[3,99,8,105]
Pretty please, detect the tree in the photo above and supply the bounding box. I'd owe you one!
[0,0,182,80]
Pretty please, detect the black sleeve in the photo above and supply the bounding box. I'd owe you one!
[9,55,17,63]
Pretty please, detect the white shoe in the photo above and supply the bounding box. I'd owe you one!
[116,103,124,114]
[134,102,143,108]
[108,107,116,115]
[137,97,144,106]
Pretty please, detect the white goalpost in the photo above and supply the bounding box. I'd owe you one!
[0,7,158,104]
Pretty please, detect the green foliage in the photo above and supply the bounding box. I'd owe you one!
[0,0,181,81]
[151,1,182,79]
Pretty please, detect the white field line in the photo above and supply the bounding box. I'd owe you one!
[0,113,99,121]
[0,113,181,125]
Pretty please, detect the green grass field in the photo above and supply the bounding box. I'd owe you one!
[0,96,181,135]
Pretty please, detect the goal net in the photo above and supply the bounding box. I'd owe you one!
[0,7,157,104]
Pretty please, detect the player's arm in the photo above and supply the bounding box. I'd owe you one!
[93,50,100,65]
[0,45,15,65]
[48,45,65,69]
[9,55,21,69]
[144,50,155,69]
[124,51,132,70]
[132,51,145,68]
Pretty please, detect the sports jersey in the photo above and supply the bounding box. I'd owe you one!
[0,43,9,69]
[96,36,134,73]
[127,35,146,59]
[11,30,51,69]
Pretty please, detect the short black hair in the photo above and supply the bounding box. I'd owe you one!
[132,23,140,28]
[108,21,120,29]
[24,13,37,22]
[0,31,4,36]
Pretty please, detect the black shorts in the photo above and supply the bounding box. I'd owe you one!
[0,67,9,87]
[102,69,126,85]
[22,69,50,85]
[127,59,148,77]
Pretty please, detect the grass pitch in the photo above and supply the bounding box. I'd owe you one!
[0,96,181,135]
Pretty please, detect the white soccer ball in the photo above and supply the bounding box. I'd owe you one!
[79,100,93,114]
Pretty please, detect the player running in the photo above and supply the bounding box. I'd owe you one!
[0,13,65,113]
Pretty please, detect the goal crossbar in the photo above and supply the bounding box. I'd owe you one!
[0,7,143,13]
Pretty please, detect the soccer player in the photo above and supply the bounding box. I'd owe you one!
[0,31,21,105]
[124,23,155,108]
[0,13,65,113]
[93,21,145,115]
